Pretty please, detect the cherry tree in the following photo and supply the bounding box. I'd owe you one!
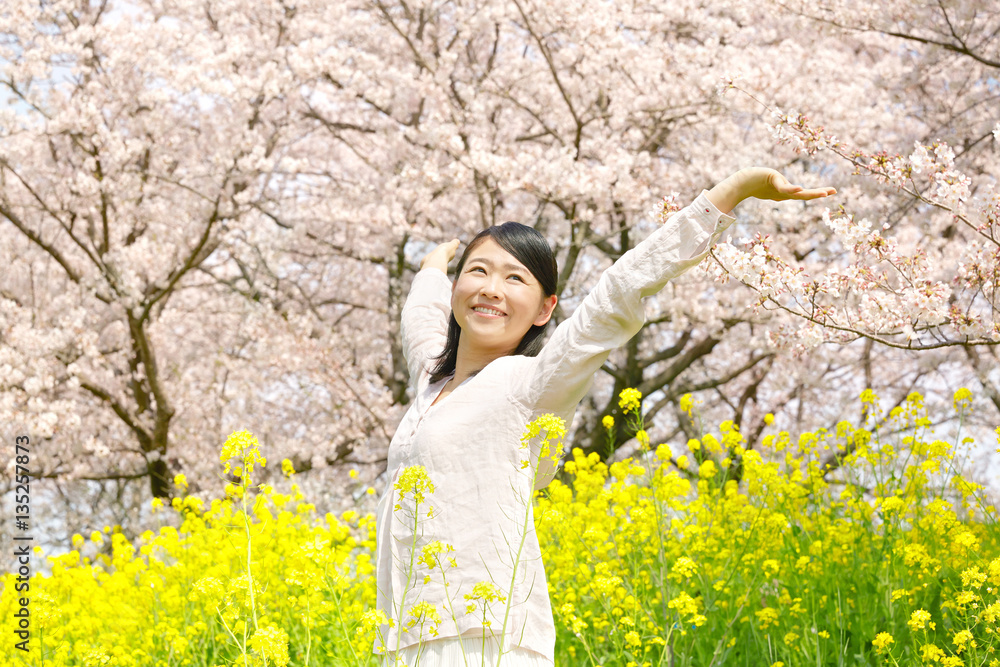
[705,0,999,408]
[2,0,997,575]
[305,0,999,467]
[0,0,402,557]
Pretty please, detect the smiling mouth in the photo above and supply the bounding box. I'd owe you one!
[472,306,506,317]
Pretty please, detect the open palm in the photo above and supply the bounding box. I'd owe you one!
[740,167,837,201]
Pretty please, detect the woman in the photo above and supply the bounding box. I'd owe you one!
[375,167,836,666]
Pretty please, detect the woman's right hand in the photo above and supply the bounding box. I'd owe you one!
[420,239,461,273]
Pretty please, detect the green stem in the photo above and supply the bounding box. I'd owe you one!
[391,504,422,665]
[303,596,312,667]
[216,603,246,658]
[329,577,360,663]
[241,483,259,635]
[496,438,548,667]
[434,559,471,667]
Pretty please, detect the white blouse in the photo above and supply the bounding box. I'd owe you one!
[374,192,737,663]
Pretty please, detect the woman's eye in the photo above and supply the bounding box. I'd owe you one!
[468,267,522,281]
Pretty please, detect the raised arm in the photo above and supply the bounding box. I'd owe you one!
[400,239,461,387]
[509,168,836,417]
[508,191,734,416]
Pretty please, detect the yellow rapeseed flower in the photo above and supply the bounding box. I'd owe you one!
[602,415,615,430]
[953,530,980,552]
[220,429,267,477]
[880,496,905,514]
[189,576,225,605]
[920,644,944,662]
[464,581,507,614]
[670,557,698,580]
[394,466,435,505]
[679,393,694,418]
[520,414,567,473]
[755,607,779,629]
[961,566,987,589]
[872,631,894,654]
[667,591,699,618]
[953,590,976,609]
[635,429,650,450]
[953,387,973,412]
[908,609,931,631]
[521,413,567,443]
[249,624,290,667]
[953,629,974,652]
[619,388,642,414]
[988,557,1000,586]
[418,540,454,569]
[405,601,441,632]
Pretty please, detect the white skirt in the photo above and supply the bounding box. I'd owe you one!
[379,631,554,667]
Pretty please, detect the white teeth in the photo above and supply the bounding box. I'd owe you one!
[473,307,504,316]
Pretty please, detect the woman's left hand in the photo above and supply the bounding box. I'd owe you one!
[706,167,836,214]
[736,167,837,202]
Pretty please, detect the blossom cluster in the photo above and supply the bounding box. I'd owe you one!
[707,93,1000,352]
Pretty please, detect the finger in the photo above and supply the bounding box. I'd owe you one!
[792,187,837,199]
[770,174,801,195]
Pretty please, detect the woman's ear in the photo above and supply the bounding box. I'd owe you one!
[534,294,558,326]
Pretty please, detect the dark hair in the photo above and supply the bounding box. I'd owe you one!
[428,222,558,384]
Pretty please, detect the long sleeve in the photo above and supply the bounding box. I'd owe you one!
[509,190,736,416]
[400,267,453,388]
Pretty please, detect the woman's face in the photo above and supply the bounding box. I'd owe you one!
[452,237,557,358]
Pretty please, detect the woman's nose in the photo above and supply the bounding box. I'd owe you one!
[480,275,502,298]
